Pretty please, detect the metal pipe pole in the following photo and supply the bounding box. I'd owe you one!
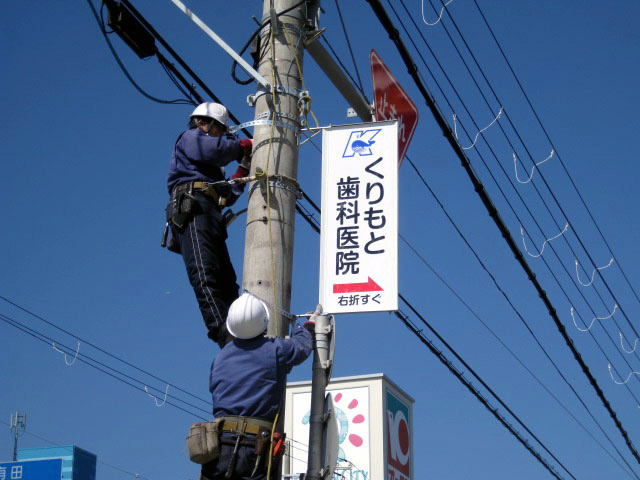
[305,38,373,122]
[306,313,332,480]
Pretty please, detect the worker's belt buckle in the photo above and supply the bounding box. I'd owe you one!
[174,181,226,207]
[219,416,273,436]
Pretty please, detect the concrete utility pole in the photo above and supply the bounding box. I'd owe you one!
[243,0,315,337]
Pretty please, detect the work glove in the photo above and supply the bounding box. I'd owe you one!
[232,165,249,180]
[239,138,253,154]
[303,304,323,331]
[240,154,252,171]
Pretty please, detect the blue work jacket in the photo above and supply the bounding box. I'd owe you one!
[210,325,313,422]
[167,128,244,194]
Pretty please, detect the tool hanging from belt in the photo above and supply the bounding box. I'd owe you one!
[161,181,228,252]
[216,416,283,479]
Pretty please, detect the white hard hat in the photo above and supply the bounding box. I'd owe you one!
[226,293,270,339]
[190,102,229,127]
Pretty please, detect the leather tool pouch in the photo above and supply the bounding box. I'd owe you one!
[254,427,271,455]
[163,201,180,254]
[171,191,197,230]
[186,419,223,464]
[163,190,197,254]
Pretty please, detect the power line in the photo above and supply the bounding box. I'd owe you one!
[397,232,637,477]
[333,0,367,101]
[414,0,640,371]
[296,174,637,478]
[389,0,640,401]
[364,0,640,463]
[0,295,212,407]
[0,310,210,421]
[95,0,253,138]
[395,299,575,480]
[419,0,640,353]
[294,26,637,468]
[472,0,640,315]
[293,18,638,474]
[85,0,193,105]
[293,203,579,479]
[0,419,153,480]
[295,156,639,475]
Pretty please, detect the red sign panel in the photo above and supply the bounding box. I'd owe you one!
[370,49,419,167]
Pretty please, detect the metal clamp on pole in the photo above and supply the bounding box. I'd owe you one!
[247,85,306,107]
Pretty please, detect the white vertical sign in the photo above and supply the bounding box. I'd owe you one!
[319,121,398,314]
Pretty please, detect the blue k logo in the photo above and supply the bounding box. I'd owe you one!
[342,129,382,157]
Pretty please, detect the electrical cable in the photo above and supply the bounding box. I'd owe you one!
[295,182,637,478]
[389,0,640,400]
[0,419,153,480]
[157,51,201,104]
[412,0,640,371]
[292,196,578,478]
[365,0,640,463]
[333,0,367,102]
[399,296,579,480]
[292,12,637,471]
[397,232,635,476]
[306,1,639,468]
[86,0,193,105]
[0,312,210,420]
[118,0,252,137]
[0,313,209,421]
[392,307,568,479]
[319,35,368,100]
[230,0,307,85]
[472,0,640,314]
[419,0,640,360]
[0,295,212,407]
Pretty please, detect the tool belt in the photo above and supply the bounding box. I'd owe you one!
[174,181,227,207]
[188,416,282,478]
[161,181,228,254]
[219,416,273,435]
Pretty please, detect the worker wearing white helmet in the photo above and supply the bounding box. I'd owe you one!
[164,102,253,347]
[200,293,316,479]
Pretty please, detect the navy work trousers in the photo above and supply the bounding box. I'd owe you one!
[174,192,239,346]
[200,443,269,480]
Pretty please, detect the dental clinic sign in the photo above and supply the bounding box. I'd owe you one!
[319,121,398,314]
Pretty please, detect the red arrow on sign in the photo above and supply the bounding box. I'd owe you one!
[370,49,419,167]
[333,277,384,294]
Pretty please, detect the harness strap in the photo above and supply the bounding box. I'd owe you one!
[173,181,227,206]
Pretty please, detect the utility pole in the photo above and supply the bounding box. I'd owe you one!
[242,1,318,474]
[10,412,26,461]
[243,1,315,337]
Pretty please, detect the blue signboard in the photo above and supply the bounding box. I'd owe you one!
[0,458,62,480]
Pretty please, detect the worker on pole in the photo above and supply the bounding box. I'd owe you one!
[164,102,253,347]
[200,292,315,479]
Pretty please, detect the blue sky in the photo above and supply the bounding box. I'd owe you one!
[2,1,640,479]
